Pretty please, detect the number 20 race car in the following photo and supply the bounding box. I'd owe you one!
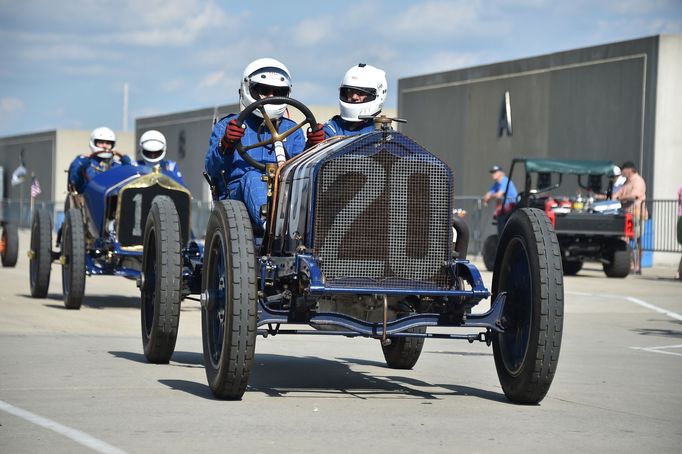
[147,97,564,404]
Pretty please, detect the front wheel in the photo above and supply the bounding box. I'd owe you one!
[141,196,183,364]
[382,326,426,369]
[29,209,52,298]
[492,208,564,404]
[201,199,257,400]
[1,223,19,267]
[61,209,86,309]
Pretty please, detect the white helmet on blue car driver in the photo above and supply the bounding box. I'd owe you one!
[239,58,292,120]
[89,126,116,157]
[139,130,167,165]
[339,63,387,122]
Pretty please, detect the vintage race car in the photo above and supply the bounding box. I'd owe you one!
[28,155,202,352]
[483,158,633,277]
[147,97,565,404]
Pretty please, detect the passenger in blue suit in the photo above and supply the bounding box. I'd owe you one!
[68,127,132,194]
[205,58,324,231]
[323,63,388,138]
[136,130,185,186]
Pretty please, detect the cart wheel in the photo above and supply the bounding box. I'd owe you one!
[382,326,426,369]
[562,260,582,276]
[482,234,498,272]
[1,223,19,267]
[603,240,630,278]
[201,199,257,400]
[141,196,182,364]
[492,208,563,404]
[61,209,86,309]
[29,209,52,298]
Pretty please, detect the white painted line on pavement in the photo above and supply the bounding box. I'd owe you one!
[625,297,682,321]
[630,344,682,357]
[567,291,682,321]
[0,400,128,454]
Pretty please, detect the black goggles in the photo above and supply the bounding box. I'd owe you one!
[250,83,290,98]
[339,86,377,103]
[143,148,164,159]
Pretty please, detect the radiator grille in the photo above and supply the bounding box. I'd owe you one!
[313,132,452,289]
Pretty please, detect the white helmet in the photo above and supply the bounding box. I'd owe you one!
[139,130,167,164]
[339,63,387,122]
[89,126,116,157]
[239,57,292,120]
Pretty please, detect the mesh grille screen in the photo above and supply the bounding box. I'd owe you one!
[313,132,452,289]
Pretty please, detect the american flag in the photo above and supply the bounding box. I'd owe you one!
[30,176,42,198]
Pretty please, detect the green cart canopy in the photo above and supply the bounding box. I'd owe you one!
[513,158,616,175]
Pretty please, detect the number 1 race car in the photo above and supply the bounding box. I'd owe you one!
[150,97,565,404]
[28,154,202,355]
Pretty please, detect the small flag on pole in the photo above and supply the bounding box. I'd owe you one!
[31,175,42,198]
[11,165,27,186]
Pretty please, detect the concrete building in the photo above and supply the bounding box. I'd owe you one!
[398,35,681,203]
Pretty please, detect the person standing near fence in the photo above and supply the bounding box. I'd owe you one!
[613,161,647,273]
[675,185,682,280]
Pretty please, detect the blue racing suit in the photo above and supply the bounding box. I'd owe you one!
[205,113,306,230]
[323,115,374,138]
[68,154,132,193]
[135,159,185,186]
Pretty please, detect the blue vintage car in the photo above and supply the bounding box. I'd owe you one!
[28,157,202,361]
[149,97,565,404]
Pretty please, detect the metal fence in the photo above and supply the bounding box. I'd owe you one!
[3,198,680,256]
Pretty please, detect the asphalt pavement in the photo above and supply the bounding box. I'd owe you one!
[1,229,681,453]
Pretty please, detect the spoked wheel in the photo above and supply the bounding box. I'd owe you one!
[382,325,426,369]
[201,199,257,400]
[61,209,86,309]
[29,208,52,298]
[141,196,182,364]
[492,208,564,404]
[1,223,19,267]
[482,234,498,271]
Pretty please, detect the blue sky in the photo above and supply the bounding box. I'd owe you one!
[1,0,680,136]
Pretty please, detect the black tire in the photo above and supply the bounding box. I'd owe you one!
[61,209,86,309]
[562,260,582,276]
[141,196,183,364]
[482,234,498,271]
[29,209,52,298]
[603,241,630,278]
[1,223,19,267]
[201,199,257,400]
[382,325,426,369]
[492,208,564,404]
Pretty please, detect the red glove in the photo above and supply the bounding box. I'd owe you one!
[220,119,245,152]
[307,124,325,146]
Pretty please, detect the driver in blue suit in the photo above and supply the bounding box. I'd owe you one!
[323,63,387,138]
[68,127,132,193]
[136,130,185,186]
[204,58,324,231]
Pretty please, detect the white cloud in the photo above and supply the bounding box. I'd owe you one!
[199,70,226,88]
[389,0,480,37]
[291,16,336,47]
[161,79,184,92]
[0,97,25,115]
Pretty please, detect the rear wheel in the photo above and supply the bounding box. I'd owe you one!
[482,234,498,271]
[562,259,582,276]
[382,325,426,369]
[603,241,630,278]
[61,209,86,309]
[29,209,52,298]
[201,199,257,400]
[1,223,19,267]
[492,208,563,404]
[141,196,182,364]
